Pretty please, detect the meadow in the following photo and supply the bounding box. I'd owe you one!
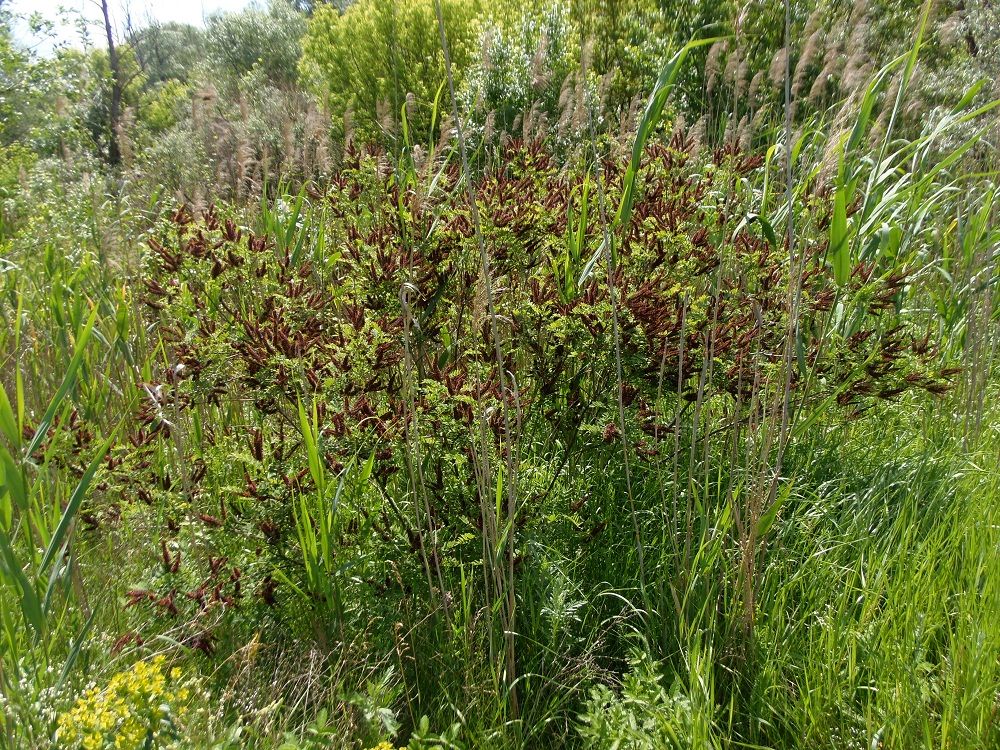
[1,0,999,747]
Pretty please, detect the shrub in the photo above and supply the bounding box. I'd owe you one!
[206,0,306,88]
[114,136,955,686]
[300,0,481,144]
[139,80,192,133]
[0,144,36,236]
[463,0,579,139]
[578,650,703,749]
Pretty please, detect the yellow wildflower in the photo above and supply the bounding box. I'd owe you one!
[56,655,198,750]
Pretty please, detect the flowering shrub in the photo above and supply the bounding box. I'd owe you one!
[94,135,961,664]
[56,656,198,750]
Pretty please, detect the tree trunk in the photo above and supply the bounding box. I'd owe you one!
[100,0,122,166]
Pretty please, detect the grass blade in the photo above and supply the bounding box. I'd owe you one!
[25,305,99,459]
[39,430,116,576]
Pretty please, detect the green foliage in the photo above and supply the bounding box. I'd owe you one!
[73,44,144,163]
[0,21,89,160]
[0,144,36,236]
[0,15,29,145]
[0,300,123,744]
[207,0,306,87]
[138,80,192,133]
[569,0,685,110]
[300,0,481,142]
[129,22,207,85]
[463,0,579,138]
[578,649,711,749]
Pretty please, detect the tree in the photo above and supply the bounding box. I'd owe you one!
[128,21,206,85]
[1,7,32,145]
[98,0,124,165]
[206,0,306,87]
